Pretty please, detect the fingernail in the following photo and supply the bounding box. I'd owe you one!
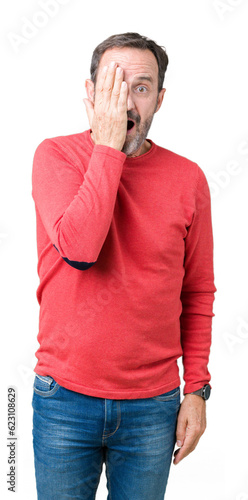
[110,61,116,68]
[177,440,182,447]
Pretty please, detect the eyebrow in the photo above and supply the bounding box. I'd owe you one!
[133,75,154,84]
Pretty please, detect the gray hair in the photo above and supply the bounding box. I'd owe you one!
[90,32,169,93]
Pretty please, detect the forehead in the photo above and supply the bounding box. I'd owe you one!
[98,47,158,82]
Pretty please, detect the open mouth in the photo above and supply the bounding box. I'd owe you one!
[127,119,135,132]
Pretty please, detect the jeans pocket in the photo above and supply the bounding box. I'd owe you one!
[33,374,60,398]
[152,386,180,402]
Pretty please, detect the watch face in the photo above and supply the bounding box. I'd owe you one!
[203,384,211,400]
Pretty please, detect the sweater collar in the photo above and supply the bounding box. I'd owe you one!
[86,129,156,163]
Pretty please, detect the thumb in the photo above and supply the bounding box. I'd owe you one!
[176,415,187,448]
[83,98,94,128]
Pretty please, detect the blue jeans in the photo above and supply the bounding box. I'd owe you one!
[32,374,180,500]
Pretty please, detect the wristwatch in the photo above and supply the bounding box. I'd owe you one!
[190,384,211,400]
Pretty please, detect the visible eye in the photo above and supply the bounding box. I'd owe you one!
[136,86,148,93]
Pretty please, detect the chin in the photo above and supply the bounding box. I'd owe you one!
[122,135,143,157]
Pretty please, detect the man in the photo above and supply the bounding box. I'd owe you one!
[31,32,216,499]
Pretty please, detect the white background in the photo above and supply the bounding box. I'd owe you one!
[1,0,248,498]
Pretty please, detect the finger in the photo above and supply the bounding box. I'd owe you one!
[176,415,187,448]
[117,81,128,112]
[94,64,108,98]
[173,431,201,465]
[173,438,198,465]
[102,61,117,101]
[83,98,94,129]
[111,66,124,105]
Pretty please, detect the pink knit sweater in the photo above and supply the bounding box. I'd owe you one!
[31,129,216,399]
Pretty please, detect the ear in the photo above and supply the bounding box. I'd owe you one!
[155,88,166,113]
[85,79,95,102]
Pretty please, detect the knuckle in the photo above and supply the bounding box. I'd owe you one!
[103,85,112,93]
[195,424,202,434]
[118,100,126,109]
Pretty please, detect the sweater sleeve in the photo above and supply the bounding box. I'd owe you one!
[180,166,217,394]
[32,138,126,268]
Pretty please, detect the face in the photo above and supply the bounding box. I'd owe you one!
[86,47,166,157]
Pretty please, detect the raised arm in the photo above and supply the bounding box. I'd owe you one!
[32,63,128,269]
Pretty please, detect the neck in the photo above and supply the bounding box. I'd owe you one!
[127,140,151,157]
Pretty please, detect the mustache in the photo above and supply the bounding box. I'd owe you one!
[127,111,141,125]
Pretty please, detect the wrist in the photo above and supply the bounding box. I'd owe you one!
[185,393,206,404]
[186,384,211,401]
[90,131,123,152]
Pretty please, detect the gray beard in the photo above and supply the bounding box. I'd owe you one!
[122,113,155,157]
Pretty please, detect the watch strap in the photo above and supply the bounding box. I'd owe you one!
[190,384,211,400]
[190,388,203,397]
